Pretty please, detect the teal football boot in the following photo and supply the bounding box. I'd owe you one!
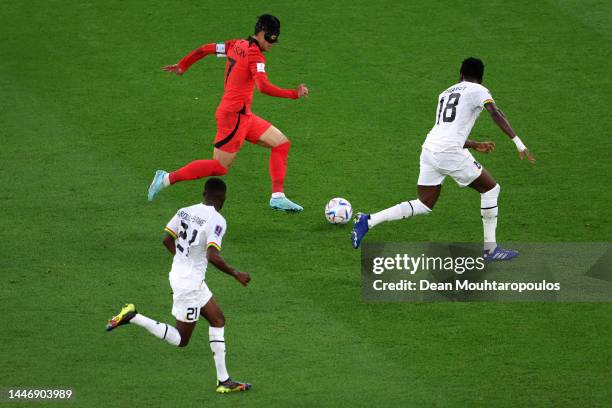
[269,195,303,212]
[148,170,168,201]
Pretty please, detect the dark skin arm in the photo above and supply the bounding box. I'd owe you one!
[485,102,535,163]
[163,233,176,255]
[464,139,496,153]
[207,247,251,286]
[485,102,517,139]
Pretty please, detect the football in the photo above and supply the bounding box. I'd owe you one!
[325,197,353,224]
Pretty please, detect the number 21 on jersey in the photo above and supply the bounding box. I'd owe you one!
[176,221,199,255]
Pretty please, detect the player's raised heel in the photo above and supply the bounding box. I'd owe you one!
[215,378,252,394]
[106,304,137,332]
[269,196,303,212]
[351,213,370,249]
[483,246,519,262]
[148,170,168,201]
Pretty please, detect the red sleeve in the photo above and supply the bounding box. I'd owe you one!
[249,48,298,99]
[177,43,218,72]
[254,75,299,99]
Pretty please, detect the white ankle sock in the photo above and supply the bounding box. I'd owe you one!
[131,313,181,346]
[271,192,285,199]
[162,173,171,187]
[481,184,500,252]
[209,327,229,382]
[368,199,431,228]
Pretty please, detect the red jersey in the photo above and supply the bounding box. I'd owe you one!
[177,38,298,114]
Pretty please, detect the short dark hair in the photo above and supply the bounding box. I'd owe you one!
[204,177,226,194]
[255,14,280,36]
[460,57,485,81]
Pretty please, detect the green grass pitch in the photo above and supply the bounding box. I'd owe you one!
[1,0,611,406]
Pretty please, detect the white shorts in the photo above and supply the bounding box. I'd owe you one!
[417,147,482,187]
[170,282,213,323]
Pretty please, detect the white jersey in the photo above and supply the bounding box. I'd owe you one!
[422,81,494,152]
[164,204,227,290]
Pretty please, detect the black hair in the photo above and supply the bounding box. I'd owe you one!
[254,14,280,42]
[460,57,485,81]
[204,177,226,194]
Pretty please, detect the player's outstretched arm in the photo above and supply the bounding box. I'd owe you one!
[254,75,308,99]
[162,233,176,255]
[464,140,496,153]
[485,102,535,163]
[206,247,250,286]
[163,43,221,76]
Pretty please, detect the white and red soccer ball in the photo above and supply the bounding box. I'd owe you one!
[325,197,353,224]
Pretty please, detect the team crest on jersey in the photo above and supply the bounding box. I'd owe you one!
[214,225,223,236]
[256,63,265,73]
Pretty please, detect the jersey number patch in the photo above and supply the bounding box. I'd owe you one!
[437,93,461,124]
[176,221,198,255]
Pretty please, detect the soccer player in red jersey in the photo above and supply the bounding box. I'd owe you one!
[148,15,308,212]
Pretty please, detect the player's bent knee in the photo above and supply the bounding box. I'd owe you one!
[483,183,500,197]
[210,315,225,328]
[260,126,289,148]
[278,134,289,145]
[481,184,500,219]
[481,183,500,209]
[273,139,291,151]
[414,199,433,215]
[413,199,433,215]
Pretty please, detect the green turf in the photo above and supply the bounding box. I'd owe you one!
[1,0,611,406]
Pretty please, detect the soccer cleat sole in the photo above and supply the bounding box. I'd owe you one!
[216,382,252,394]
[484,249,519,263]
[106,304,136,332]
[351,213,369,249]
[270,205,303,213]
[351,230,359,249]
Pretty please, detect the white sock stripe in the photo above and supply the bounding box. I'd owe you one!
[408,201,414,217]
[162,323,168,340]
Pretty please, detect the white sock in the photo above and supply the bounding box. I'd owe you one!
[481,184,500,252]
[162,173,171,187]
[368,199,431,228]
[209,327,229,382]
[271,192,285,199]
[131,313,181,346]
